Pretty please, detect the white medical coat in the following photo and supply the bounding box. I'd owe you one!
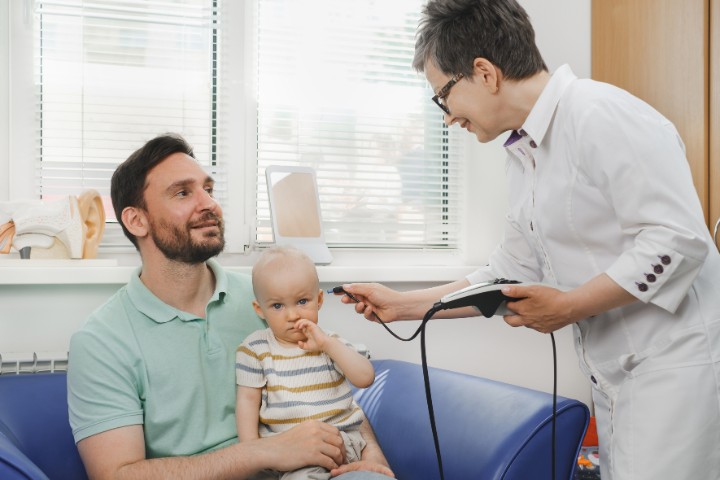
[467,65,720,479]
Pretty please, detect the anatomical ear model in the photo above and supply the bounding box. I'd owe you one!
[0,190,106,259]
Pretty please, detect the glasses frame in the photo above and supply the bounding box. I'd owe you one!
[431,73,465,115]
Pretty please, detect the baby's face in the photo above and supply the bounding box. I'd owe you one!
[253,264,322,346]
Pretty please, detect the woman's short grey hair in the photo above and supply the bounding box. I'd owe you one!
[413,0,547,79]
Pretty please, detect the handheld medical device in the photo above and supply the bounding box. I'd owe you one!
[437,278,520,316]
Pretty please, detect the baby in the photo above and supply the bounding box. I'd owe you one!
[236,245,392,479]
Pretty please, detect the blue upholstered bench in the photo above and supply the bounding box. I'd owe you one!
[0,359,588,479]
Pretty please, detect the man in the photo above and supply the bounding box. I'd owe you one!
[340,1,720,479]
[68,134,393,479]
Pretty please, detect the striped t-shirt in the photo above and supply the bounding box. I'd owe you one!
[235,328,365,436]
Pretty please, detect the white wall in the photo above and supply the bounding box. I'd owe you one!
[0,0,593,407]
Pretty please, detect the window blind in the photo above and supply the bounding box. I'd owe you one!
[255,0,464,249]
[33,0,223,249]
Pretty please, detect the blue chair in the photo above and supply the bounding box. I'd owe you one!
[354,359,589,480]
[0,360,588,479]
[0,372,87,480]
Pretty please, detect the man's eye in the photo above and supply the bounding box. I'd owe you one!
[176,190,188,197]
[205,186,215,197]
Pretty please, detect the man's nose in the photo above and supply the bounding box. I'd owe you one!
[197,188,219,211]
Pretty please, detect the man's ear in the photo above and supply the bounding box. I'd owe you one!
[252,300,266,319]
[121,206,148,239]
[473,57,501,93]
[76,189,106,258]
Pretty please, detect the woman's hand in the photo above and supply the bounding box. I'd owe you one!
[338,283,405,323]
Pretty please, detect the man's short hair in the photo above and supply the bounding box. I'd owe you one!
[111,134,195,248]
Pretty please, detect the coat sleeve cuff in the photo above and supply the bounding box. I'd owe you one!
[606,241,703,313]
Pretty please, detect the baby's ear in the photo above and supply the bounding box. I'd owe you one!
[317,289,324,310]
[252,300,265,319]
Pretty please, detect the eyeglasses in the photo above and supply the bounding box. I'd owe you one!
[431,73,464,115]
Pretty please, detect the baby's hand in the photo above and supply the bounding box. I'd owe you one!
[295,319,327,352]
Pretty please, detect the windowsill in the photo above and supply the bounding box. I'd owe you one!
[0,259,477,285]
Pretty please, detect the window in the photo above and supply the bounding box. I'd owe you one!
[254,0,464,250]
[7,0,464,256]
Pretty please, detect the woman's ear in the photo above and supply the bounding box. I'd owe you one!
[76,189,106,258]
[473,57,501,93]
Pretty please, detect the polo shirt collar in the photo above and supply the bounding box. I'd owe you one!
[509,64,577,148]
[127,258,228,324]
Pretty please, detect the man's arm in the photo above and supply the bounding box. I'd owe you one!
[78,421,347,480]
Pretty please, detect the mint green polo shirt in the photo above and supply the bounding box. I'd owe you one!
[68,259,266,458]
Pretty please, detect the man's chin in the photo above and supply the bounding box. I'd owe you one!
[182,239,225,264]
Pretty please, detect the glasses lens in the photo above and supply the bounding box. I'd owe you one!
[432,95,450,114]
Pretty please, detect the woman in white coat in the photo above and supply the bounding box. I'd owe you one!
[340,1,720,479]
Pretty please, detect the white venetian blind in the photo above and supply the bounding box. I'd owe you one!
[33,0,223,248]
[255,0,464,249]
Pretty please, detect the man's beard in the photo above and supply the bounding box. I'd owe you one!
[149,212,225,264]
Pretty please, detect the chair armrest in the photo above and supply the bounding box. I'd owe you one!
[0,429,49,480]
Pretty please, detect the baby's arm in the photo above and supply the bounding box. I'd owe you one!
[296,319,374,388]
[236,385,262,442]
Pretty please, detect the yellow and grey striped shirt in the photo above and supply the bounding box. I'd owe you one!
[236,328,364,436]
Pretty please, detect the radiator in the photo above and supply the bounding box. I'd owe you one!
[0,351,68,374]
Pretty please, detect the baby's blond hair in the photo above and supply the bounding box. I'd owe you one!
[252,246,319,300]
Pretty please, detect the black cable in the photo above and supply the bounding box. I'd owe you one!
[551,332,557,480]
[420,306,445,480]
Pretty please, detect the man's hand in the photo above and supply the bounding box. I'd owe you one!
[331,460,396,478]
[263,420,346,472]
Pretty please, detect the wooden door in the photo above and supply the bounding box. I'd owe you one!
[711,0,720,246]
[592,0,714,230]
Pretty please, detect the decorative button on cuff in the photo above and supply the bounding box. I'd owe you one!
[653,264,664,274]
[645,273,656,282]
[659,255,671,265]
[636,282,649,292]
